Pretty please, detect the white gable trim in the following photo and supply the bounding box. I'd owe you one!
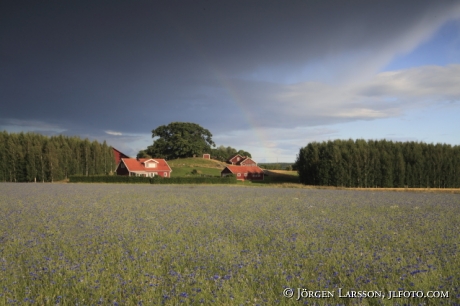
[143,159,159,163]
[118,159,131,172]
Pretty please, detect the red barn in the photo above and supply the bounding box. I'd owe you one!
[112,148,130,165]
[116,158,172,177]
[221,165,264,181]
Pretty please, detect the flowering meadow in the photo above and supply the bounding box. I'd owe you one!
[0,184,459,305]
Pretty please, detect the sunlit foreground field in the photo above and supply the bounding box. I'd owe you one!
[1,184,459,305]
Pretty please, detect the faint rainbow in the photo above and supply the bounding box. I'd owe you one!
[212,71,275,161]
[166,20,276,161]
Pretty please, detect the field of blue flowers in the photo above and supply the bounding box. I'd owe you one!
[0,183,459,305]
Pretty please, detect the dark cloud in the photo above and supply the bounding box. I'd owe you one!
[1,0,459,157]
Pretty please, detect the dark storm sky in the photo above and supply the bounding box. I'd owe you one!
[2,0,460,160]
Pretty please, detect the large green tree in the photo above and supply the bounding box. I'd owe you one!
[146,122,215,160]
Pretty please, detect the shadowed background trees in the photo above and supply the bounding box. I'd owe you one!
[0,132,115,182]
[210,145,251,162]
[296,139,460,188]
[138,122,252,161]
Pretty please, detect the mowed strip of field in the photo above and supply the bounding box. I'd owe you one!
[1,184,459,305]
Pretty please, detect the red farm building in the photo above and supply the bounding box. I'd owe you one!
[116,158,172,177]
[112,148,130,165]
[112,147,171,177]
[221,165,264,181]
[227,154,257,166]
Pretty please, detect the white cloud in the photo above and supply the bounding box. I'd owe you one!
[105,130,123,136]
[362,65,460,100]
[227,64,460,127]
[212,63,460,161]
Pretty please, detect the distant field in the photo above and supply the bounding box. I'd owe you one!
[1,183,459,304]
[266,170,299,176]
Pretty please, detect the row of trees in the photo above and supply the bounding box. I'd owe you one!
[296,139,460,188]
[0,132,115,182]
[210,145,251,162]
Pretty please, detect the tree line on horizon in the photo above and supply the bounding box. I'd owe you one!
[296,139,460,188]
[0,132,115,182]
[210,145,251,162]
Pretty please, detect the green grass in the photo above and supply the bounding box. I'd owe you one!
[253,170,300,185]
[170,166,222,177]
[168,157,227,178]
[167,157,226,169]
[166,158,301,185]
[1,184,459,305]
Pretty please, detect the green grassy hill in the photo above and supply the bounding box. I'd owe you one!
[168,158,301,185]
[168,157,227,177]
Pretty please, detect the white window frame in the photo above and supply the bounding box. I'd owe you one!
[146,162,157,168]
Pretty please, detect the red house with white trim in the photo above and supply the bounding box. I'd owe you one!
[221,165,264,181]
[116,158,172,177]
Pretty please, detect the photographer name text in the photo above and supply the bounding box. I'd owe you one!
[282,287,449,300]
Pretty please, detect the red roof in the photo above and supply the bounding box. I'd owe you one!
[224,165,264,174]
[240,157,256,165]
[228,154,245,164]
[121,158,172,172]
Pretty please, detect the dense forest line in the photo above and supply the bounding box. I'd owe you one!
[296,139,460,188]
[0,132,115,182]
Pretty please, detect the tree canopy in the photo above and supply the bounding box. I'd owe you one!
[210,146,252,162]
[146,122,215,160]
